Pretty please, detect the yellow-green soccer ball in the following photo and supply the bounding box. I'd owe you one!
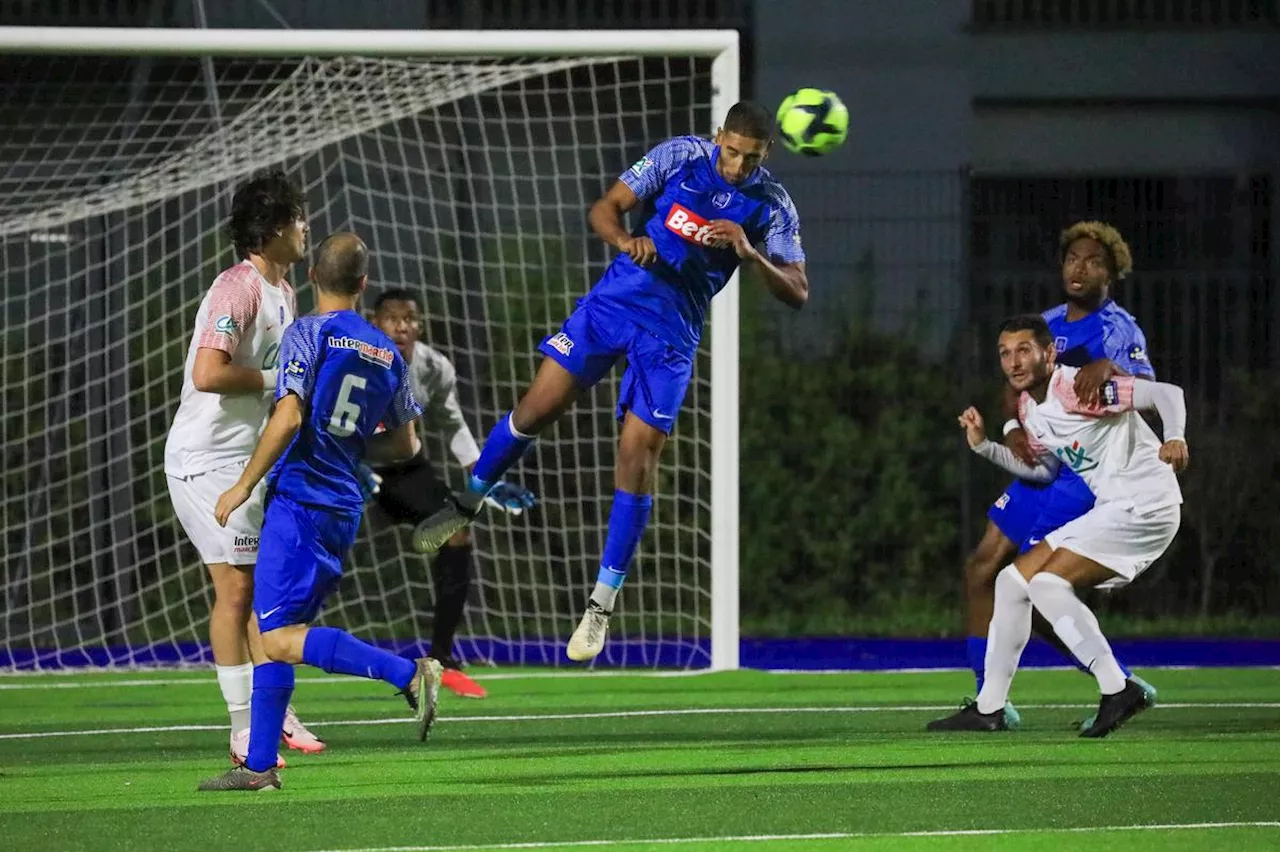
[775,88,848,156]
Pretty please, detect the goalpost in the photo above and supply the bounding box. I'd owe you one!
[0,28,741,672]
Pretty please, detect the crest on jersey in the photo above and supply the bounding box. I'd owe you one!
[629,155,653,177]
[712,190,733,209]
[1055,440,1098,473]
[285,358,307,377]
[1054,335,1068,352]
[215,314,237,334]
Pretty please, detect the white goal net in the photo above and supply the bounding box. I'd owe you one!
[0,32,738,671]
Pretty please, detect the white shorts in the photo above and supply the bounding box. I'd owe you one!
[1044,502,1182,589]
[166,461,266,566]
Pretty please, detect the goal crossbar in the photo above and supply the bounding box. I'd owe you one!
[0,27,738,58]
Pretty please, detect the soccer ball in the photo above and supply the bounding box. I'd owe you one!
[775,88,849,156]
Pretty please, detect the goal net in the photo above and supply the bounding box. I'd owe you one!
[0,31,739,671]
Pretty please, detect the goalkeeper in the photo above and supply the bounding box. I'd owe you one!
[366,287,536,697]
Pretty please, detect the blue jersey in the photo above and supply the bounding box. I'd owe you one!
[269,310,422,514]
[585,136,805,351]
[1042,299,1155,378]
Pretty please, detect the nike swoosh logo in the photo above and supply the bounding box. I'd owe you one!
[652,410,673,420]
[679,181,705,194]
[259,606,282,620]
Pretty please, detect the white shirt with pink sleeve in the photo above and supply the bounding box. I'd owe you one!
[163,260,296,477]
[1017,365,1183,512]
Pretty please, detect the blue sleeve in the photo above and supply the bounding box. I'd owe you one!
[380,352,424,430]
[278,317,325,402]
[1103,317,1156,379]
[618,137,703,202]
[762,185,805,264]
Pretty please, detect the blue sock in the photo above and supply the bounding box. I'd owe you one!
[966,636,986,693]
[470,413,535,492]
[1118,658,1133,679]
[590,490,653,609]
[246,662,293,773]
[302,626,416,691]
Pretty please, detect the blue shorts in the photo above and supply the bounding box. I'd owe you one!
[987,471,1095,554]
[537,298,694,435]
[254,494,362,632]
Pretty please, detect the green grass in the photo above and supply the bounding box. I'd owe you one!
[1,667,1278,851]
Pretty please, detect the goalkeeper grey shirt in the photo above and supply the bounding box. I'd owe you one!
[378,341,480,470]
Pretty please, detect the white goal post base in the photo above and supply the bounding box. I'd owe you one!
[0,29,740,672]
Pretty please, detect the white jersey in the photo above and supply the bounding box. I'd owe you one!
[163,260,296,477]
[1018,365,1182,512]
[399,341,480,468]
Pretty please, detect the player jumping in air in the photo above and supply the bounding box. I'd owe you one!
[929,314,1188,737]
[961,222,1158,726]
[367,287,537,697]
[163,171,324,767]
[410,101,809,661]
[198,233,441,792]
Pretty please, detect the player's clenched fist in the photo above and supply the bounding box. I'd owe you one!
[618,235,657,266]
[213,483,252,527]
[1159,438,1189,473]
[956,406,987,448]
[706,220,753,258]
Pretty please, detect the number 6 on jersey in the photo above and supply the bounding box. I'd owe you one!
[327,374,366,437]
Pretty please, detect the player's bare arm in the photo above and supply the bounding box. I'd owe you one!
[704,218,808,308]
[191,346,275,394]
[1073,358,1152,406]
[589,180,656,267]
[367,420,420,466]
[213,393,304,526]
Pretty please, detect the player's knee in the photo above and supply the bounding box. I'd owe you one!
[212,571,254,616]
[963,550,1001,592]
[260,630,300,664]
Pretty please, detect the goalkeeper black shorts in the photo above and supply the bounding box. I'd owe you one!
[373,456,456,526]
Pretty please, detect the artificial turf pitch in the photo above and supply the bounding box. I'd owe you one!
[1,666,1277,851]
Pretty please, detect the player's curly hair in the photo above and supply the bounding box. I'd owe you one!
[373,287,421,314]
[1059,220,1133,280]
[226,170,307,258]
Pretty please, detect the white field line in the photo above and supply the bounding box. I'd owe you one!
[302,821,1280,852]
[2,702,1278,741]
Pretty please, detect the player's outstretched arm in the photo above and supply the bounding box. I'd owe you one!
[704,220,808,309]
[957,405,1059,483]
[213,394,304,526]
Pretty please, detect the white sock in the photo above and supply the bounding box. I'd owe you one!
[976,566,1032,715]
[1027,573,1126,695]
[216,663,254,734]
[589,581,620,612]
